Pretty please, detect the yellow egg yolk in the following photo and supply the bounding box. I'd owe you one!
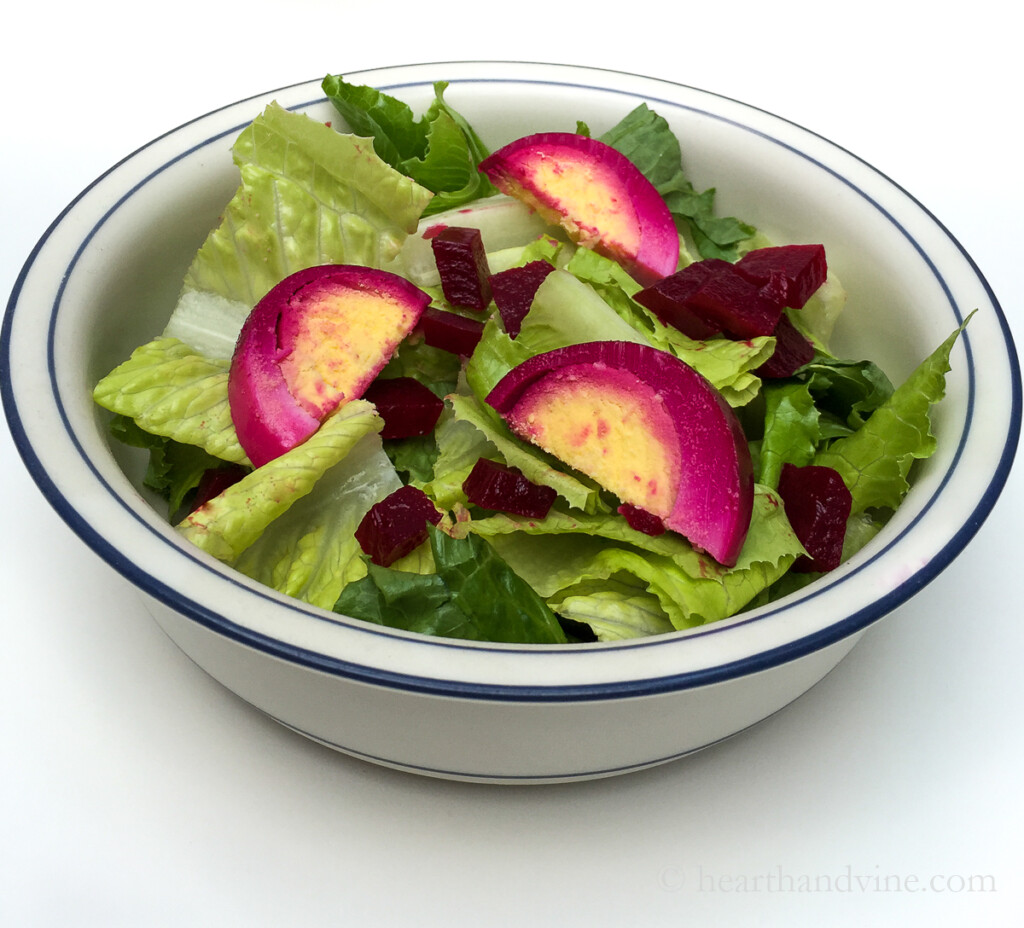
[508,371,681,518]
[280,289,415,418]
[513,148,640,261]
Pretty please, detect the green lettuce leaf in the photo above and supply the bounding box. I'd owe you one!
[464,316,536,405]
[473,487,804,631]
[790,274,848,352]
[515,267,651,357]
[800,356,895,430]
[546,575,675,641]
[93,336,250,465]
[333,527,568,644]
[812,317,971,514]
[108,414,236,515]
[177,399,382,562]
[419,405,493,509]
[541,249,774,406]
[177,101,434,315]
[755,346,897,489]
[758,381,823,488]
[322,76,498,217]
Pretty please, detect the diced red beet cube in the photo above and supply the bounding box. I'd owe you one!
[686,267,786,338]
[634,260,729,340]
[635,258,785,340]
[416,306,486,357]
[430,226,492,311]
[355,485,443,567]
[462,458,557,519]
[617,502,666,536]
[735,244,827,309]
[488,260,555,338]
[756,313,816,379]
[363,377,444,440]
[777,463,852,573]
[191,464,249,511]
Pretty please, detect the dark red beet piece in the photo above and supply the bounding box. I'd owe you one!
[735,244,827,309]
[633,260,729,340]
[416,306,486,357]
[355,485,443,567]
[756,313,816,379]
[462,458,557,519]
[191,464,249,511]
[363,377,444,440]
[488,260,555,338]
[686,267,786,338]
[430,226,492,311]
[777,463,852,573]
[635,258,784,339]
[617,502,666,536]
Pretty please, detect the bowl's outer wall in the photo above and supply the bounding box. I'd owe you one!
[142,592,863,782]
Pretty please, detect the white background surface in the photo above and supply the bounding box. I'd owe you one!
[2,2,1021,925]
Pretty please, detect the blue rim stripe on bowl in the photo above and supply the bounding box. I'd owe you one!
[3,66,1021,702]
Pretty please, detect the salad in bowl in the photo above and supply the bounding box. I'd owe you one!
[90,73,967,646]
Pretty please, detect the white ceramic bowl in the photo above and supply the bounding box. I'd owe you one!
[3,62,1020,783]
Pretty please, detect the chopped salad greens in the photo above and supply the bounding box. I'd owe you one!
[93,75,967,645]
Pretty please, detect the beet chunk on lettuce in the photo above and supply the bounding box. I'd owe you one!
[430,226,492,311]
[463,458,557,519]
[356,485,443,567]
[489,260,555,338]
[777,463,852,572]
[364,377,444,440]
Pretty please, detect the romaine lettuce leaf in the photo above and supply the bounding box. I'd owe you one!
[93,336,250,465]
[162,290,253,362]
[177,399,382,562]
[812,317,971,514]
[474,487,804,630]
[515,267,652,356]
[464,316,536,403]
[437,393,607,514]
[790,274,848,352]
[175,101,434,318]
[231,433,401,610]
[546,576,675,640]
[419,406,493,509]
